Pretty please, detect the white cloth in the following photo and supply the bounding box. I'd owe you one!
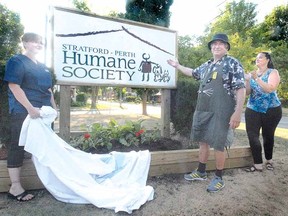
[19,106,154,214]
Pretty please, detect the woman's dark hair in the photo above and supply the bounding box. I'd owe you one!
[21,32,42,43]
[261,52,274,69]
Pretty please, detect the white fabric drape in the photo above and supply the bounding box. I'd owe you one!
[19,106,154,214]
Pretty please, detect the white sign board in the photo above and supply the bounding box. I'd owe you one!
[52,7,177,88]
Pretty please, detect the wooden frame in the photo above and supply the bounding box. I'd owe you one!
[0,146,252,192]
[149,146,252,176]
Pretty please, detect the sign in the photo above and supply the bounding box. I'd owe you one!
[52,7,177,88]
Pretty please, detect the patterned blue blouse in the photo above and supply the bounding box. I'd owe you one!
[192,55,245,100]
[247,69,281,113]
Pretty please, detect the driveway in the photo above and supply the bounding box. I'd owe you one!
[54,102,288,131]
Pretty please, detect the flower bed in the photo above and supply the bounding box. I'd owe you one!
[69,119,163,153]
[0,120,252,192]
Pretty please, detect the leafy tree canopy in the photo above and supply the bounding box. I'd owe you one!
[0,4,24,79]
[0,3,24,145]
[209,0,257,38]
[72,0,91,12]
[125,0,173,27]
[254,5,288,46]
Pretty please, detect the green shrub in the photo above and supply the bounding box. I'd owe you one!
[71,100,85,107]
[0,4,24,146]
[170,77,199,137]
[125,95,139,102]
[76,93,87,104]
[0,83,10,146]
[280,98,288,108]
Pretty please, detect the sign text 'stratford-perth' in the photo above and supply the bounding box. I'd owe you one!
[53,7,177,88]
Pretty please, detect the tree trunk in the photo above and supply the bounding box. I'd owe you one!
[90,86,99,109]
[119,87,123,108]
[142,89,148,115]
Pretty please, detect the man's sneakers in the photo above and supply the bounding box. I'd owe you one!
[184,171,225,193]
[207,176,225,192]
[184,170,207,181]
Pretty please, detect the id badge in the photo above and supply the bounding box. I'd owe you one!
[212,72,217,79]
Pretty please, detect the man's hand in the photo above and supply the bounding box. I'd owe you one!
[229,111,241,129]
[167,59,179,68]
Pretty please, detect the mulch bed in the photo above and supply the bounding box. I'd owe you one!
[86,137,184,154]
[0,147,7,160]
[0,137,187,160]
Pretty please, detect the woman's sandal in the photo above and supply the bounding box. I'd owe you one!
[266,162,274,170]
[245,165,263,172]
[7,191,35,202]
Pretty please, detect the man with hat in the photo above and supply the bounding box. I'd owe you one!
[167,33,246,192]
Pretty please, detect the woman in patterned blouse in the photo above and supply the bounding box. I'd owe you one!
[245,52,282,172]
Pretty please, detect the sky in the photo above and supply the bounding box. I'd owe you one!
[1,0,287,38]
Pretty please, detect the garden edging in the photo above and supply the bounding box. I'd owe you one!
[0,146,252,192]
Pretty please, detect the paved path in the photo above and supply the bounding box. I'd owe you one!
[54,102,161,132]
[54,102,288,131]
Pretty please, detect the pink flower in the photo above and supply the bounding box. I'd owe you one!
[84,133,91,139]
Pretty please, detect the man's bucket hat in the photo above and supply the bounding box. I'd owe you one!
[208,33,230,51]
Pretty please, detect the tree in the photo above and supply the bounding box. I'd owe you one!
[271,42,288,103]
[251,5,288,48]
[262,5,288,44]
[108,11,125,19]
[203,0,269,70]
[125,0,173,27]
[177,35,212,70]
[177,1,287,74]
[0,4,24,145]
[251,5,288,102]
[125,0,174,115]
[72,0,91,12]
[0,4,24,76]
[228,33,264,71]
[210,0,257,39]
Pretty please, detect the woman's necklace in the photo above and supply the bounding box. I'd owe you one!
[257,68,268,77]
